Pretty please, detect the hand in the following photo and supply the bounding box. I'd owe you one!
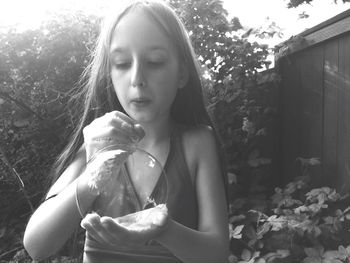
[81,111,144,195]
[83,111,145,162]
[81,204,168,246]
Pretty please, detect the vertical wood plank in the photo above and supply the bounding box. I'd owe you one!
[298,45,324,186]
[337,33,350,193]
[279,55,301,184]
[323,40,339,188]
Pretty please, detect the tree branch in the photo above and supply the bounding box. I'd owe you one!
[0,143,34,213]
[0,91,61,142]
[0,91,44,120]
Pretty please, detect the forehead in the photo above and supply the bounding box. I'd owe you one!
[110,8,173,52]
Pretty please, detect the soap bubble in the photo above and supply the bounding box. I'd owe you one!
[78,144,168,219]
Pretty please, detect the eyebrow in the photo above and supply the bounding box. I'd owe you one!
[110,47,126,54]
[110,46,168,54]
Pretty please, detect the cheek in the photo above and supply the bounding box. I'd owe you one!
[111,71,127,93]
[155,64,180,89]
[155,75,178,97]
[155,67,180,102]
[110,78,128,109]
[158,82,179,109]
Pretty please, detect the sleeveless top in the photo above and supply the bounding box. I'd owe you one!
[83,125,198,263]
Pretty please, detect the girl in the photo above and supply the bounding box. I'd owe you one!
[23,1,229,262]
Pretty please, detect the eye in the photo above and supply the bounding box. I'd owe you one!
[113,61,132,70]
[148,60,165,67]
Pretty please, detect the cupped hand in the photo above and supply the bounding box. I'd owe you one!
[83,111,145,162]
[81,204,169,246]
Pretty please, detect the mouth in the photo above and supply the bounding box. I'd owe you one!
[130,97,151,107]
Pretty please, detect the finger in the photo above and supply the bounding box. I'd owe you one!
[107,111,135,132]
[112,111,135,127]
[86,123,140,147]
[82,222,105,244]
[100,216,135,243]
[85,111,144,144]
[81,214,118,245]
[85,128,134,155]
[81,213,102,230]
[110,111,145,141]
[100,216,129,233]
[87,125,131,141]
[133,123,145,141]
[102,216,156,244]
[110,111,134,124]
[100,216,150,243]
[86,112,132,134]
[81,216,107,245]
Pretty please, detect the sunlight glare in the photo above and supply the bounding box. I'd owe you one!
[0,0,125,31]
[1,0,349,42]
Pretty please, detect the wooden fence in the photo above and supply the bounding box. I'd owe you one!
[277,9,350,192]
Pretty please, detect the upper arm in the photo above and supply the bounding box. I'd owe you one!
[184,126,228,239]
[46,145,86,198]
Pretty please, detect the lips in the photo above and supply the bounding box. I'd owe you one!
[130,97,151,107]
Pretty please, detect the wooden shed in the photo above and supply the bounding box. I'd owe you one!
[277,9,350,191]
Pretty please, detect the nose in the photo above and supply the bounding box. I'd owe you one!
[131,60,146,88]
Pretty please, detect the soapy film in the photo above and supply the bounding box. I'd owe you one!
[83,145,168,229]
[114,204,168,232]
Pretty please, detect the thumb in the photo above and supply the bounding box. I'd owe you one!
[132,123,145,142]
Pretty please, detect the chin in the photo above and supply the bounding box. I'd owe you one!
[129,112,153,123]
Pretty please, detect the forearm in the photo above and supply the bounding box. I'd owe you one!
[156,219,229,263]
[23,178,95,261]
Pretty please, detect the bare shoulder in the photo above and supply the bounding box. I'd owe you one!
[182,125,217,154]
[180,125,219,181]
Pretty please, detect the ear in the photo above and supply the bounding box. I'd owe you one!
[178,64,189,89]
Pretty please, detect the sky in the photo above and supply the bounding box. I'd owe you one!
[0,0,349,47]
[223,0,350,46]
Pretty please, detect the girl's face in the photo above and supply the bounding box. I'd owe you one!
[109,8,184,124]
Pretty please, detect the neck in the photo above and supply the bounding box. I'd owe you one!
[137,117,173,150]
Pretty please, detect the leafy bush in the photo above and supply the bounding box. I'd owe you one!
[0,12,99,261]
[228,158,350,263]
[0,12,99,196]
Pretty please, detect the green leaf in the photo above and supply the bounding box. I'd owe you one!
[304,247,322,257]
[228,172,237,184]
[247,157,271,168]
[343,206,350,214]
[13,118,31,127]
[0,227,6,238]
[257,223,271,237]
[229,224,244,239]
[323,250,342,260]
[296,157,321,166]
[228,254,239,263]
[263,249,290,262]
[255,258,266,263]
[266,215,286,231]
[302,257,321,263]
[338,246,350,260]
[241,249,252,261]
